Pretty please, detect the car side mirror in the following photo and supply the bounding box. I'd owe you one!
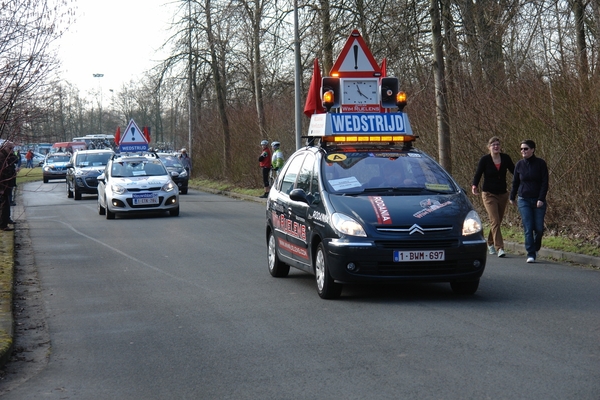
[289,188,310,205]
[97,174,105,182]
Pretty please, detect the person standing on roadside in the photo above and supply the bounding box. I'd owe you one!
[510,139,549,263]
[0,142,17,231]
[472,137,515,258]
[25,149,34,168]
[271,141,284,177]
[258,140,272,198]
[179,148,192,176]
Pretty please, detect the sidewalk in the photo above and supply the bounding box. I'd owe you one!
[0,189,598,371]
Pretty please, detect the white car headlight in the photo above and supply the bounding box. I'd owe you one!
[179,169,188,178]
[331,213,367,237]
[162,181,176,192]
[462,210,483,236]
[110,184,126,195]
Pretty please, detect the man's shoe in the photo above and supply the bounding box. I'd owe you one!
[488,245,496,255]
[497,249,506,258]
[259,193,269,198]
[0,227,14,231]
[526,257,535,263]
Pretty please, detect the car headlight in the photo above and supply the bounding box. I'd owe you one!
[110,184,126,195]
[43,166,53,172]
[462,210,483,236]
[331,213,367,237]
[162,181,176,192]
[179,169,188,178]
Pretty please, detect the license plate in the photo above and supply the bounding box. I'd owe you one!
[394,250,445,262]
[132,193,159,205]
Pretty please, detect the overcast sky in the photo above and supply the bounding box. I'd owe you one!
[55,0,177,96]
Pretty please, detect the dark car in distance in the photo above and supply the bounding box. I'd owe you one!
[156,153,189,194]
[66,149,114,200]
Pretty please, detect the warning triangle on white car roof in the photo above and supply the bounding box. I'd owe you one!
[120,119,148,145]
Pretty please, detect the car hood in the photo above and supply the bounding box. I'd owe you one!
[327,191,472,228]
[45,162,68,168]
[111,175,172,188]
[77,166,106,175]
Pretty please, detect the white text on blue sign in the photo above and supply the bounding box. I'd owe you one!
[330,113,406,134]
[120,144,149,152]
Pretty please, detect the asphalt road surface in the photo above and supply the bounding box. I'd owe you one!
[0,181,599,399]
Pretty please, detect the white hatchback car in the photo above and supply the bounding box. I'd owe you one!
[97,154,180,219]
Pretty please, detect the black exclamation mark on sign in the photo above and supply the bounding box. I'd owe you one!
[131,127,136,141]
[353,45,359,69]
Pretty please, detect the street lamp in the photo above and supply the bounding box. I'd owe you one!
[93,73,104,134]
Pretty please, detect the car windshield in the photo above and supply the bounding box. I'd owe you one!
[76,153,112,167]
[46,155,70,163]
[321,151,456,195]
[161,156,183,168]
[111,160,167,177]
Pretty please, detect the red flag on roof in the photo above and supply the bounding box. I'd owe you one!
[303,58,326,118]
[143,126,151,143]
[114,126,121,145]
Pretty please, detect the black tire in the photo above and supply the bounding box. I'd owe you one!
[169,207,180,217]
[98,199,105,215]
[105,197,115,219]
[314,242,342,299]
[450,279,480,295]
[43,177,48,183]
[268,232,289,277]
[181,188,188,195]
[74,187,81,200]
[67,183,73,198]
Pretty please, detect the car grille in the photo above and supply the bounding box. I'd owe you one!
[127,187,162,192]
[84,177,99,187]
[125,196,165,208]
[378,239,459,249]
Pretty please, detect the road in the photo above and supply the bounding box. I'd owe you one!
[1,180,599,399]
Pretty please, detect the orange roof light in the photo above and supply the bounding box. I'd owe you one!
[396,91,407,111]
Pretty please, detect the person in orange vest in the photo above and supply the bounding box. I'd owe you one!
[258,140,272,198]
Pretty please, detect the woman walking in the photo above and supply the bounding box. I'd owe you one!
[509,139,549,263]
[472,137,515,258]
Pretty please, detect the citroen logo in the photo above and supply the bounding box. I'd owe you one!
[408,224,425,235]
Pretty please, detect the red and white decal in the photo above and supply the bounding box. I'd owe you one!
[278,237,309,259]
[369,196,392,224]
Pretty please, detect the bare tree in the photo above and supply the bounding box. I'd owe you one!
[0,0,74,142]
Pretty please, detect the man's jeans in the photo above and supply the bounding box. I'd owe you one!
[517,197,546,259]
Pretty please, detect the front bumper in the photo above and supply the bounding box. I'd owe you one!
[106,192,179,213]
[323,237,487,284]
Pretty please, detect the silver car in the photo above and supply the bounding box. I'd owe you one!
[97,154,180,219]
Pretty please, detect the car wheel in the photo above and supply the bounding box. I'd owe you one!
[67,182,73,198]
[169,206,180,217]
[315,242,342,299]
[181,188,188,195]
[43,177,48,183]
[268,232,289,277]
[105,197,115,219]
[74,186,81,200]
[98,198,105,215]
[450,279,480,295]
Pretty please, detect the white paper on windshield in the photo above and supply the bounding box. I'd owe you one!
[329,176,362,190]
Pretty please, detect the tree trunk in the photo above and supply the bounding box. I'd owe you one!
[430,0,452,173]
